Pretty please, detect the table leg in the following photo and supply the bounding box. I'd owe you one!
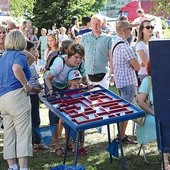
[63,126,70,165]
[74,131,80,166]
[158,121,165,170]
[117,123,126,170]
[107,124,113,163]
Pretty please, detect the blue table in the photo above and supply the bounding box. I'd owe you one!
[39,85,145,170]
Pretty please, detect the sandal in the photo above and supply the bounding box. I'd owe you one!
[115,134,137,144]
[68,144,73,151]
[55,148,64,157]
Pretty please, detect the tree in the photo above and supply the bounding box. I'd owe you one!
[30,0,107,29]
[10,0,35,18]
[151,0,170,18]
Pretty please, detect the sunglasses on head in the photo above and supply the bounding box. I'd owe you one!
[144,26,154,30]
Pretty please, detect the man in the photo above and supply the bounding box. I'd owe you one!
[112,20,140,144]
[6,19,17,33]
[78,16,91,35]
[80,14,112,89]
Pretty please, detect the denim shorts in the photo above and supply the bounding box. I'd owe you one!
[119,84,136,103]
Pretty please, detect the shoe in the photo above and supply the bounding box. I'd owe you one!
[115,134,137,144]
[76,148,88,156]
[55,148,65,157]
[34,143,49,150]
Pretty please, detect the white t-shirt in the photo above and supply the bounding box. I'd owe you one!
[136,41,149,75]
[58,34,69,44]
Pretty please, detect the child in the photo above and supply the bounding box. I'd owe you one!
[37,28,47,60]
[26,40,49,152]
[57,39,74,139]
[58,27,69,45]
[66,70,88,156]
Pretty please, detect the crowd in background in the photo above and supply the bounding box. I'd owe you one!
[0,8,169,170]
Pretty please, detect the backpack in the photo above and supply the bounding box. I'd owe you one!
[45,51,83,73]
[45,51,61,70]
[112,41,124,56]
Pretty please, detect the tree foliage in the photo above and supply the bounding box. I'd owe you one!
[30,0,107,29]
[151,0,170,18]
[10,0,35,18]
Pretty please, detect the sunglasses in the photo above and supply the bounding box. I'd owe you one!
[144,26,154,30]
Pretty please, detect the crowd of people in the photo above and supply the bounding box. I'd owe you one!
[0,8,169,170]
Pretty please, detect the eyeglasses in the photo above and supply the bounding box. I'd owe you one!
[124,27,132,31]
[144,26,154,30]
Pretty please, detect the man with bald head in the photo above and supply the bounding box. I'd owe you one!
[112,20,140,144]
[80,14,112,89]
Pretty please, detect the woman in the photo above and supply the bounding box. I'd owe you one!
[137,61,170,170]
[45,43,85,156]
[136,20,154,83]
[44,32,60,61]
[68,16,79,41]
[0,29,32,170]
[0,24,7,129]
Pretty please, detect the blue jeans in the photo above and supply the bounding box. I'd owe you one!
[119,85,136,103]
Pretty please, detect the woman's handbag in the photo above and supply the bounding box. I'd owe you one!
[132,97,146,125]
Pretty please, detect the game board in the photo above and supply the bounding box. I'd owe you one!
[39,85,145,169]
[40,85,144,131]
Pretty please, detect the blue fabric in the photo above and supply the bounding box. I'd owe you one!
[0,50,31,96]
[51,165,85,170]
[136,114,156,144]
[106,139,119,158]
[35,125,56,146]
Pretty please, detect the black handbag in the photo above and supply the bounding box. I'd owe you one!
[88,73,106,82]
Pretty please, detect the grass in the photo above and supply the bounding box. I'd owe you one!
[0,128,162,170]
[0,86,163,170]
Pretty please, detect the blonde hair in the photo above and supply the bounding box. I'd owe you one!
[5,29,26,51]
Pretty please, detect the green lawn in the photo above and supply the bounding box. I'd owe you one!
[0,128,162,170]
[0,85,163,170]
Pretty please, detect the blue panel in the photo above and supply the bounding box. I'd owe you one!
[149,40,170,152]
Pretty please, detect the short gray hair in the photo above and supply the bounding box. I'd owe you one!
[5,29,26,51]
[91,14,104,23]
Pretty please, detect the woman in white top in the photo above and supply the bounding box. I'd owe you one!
[136,20,154,83]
